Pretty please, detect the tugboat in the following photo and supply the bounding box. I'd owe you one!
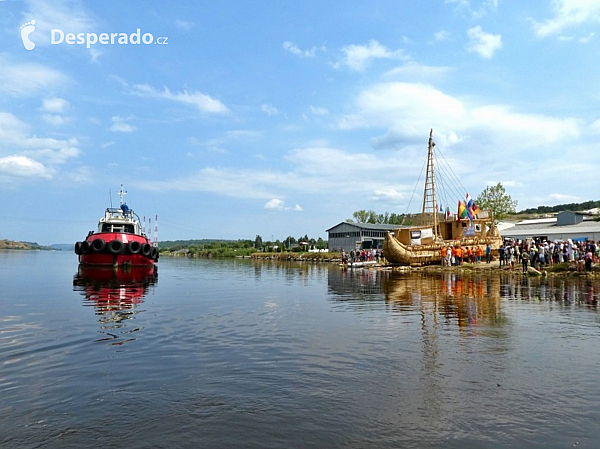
[74,185,158,267]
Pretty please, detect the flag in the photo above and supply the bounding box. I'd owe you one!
[445,206,451,221]
[466,192,479,218]
[466,193,474,209]
[466,204,474,222]
[458,201,468,220]
[439,203,443,213]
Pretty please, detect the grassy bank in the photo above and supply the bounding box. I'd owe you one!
[251,251,341,261]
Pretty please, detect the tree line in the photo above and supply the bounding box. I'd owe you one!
[347,183,518,227]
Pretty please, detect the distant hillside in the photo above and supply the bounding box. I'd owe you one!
[517,200,600,215]
[50,243,74,251]
[159,239,250,249]
[0,239,51,250]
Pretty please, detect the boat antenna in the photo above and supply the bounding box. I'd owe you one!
[109,189,113,208]
[118,184,127,206]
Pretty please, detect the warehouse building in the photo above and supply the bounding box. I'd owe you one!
[326,222,398,252]
[501,211,600,242]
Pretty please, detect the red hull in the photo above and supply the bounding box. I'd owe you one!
[75,232,158,267]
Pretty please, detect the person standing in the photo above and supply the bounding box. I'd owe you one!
[486,243,491,263]
[522,249,529,274]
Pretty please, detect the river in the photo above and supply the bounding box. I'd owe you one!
[1,250,600,448]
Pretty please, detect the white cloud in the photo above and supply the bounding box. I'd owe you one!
[466,26,502,59]
[264,198,303,212]
[531,0,600,38]
[42,114,71,126]
[338,81,581,158]
[174,19,194,31]
[0,112,77,180]
[264,198,284,210]
[434,30,452,41]
[310,106,328,116]
[0,155,52,179]
[338,82,466,133]
[335,40,409,71]
[132,83,229,114]
[0,58,67,96]
[579,31,595,43]
[282,41,317,57]
[383,62,453,81]
[261,104,279,116]
[40,98,71,126]
[445,0,498,19]
[41,97,69,113]
[110,116,135,132]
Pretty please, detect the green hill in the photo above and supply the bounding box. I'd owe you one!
[0,239,51,250]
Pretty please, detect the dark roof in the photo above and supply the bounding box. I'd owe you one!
[326,222,400,232]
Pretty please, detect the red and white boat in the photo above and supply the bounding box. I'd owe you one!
[74,186,158,267]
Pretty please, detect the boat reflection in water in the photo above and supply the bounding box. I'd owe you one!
[73,265,158,345]
[329,267,505,330]
[382,271,504,330]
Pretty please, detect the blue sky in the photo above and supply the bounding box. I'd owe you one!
[1,0,599,245]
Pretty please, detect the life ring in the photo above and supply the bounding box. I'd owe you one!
[151,247,159,261]
[141,243,152,258]
[108,239,124,255]
[80,240,91,254]
[74,241,82,255]
[127,241,142,254]
[91,238,106,253]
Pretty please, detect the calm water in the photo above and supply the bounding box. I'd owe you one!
[2,251,600,448]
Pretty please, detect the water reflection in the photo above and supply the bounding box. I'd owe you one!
[382,271,504,329]
[499,273,600,308]
[73,265,158,345]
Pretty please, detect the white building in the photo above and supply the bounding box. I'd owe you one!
[501,211,600,242]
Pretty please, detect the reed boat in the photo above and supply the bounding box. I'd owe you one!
[383,130,502,266]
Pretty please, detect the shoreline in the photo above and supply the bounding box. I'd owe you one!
[162,252,600,277]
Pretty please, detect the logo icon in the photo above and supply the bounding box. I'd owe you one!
[20,20,36,50]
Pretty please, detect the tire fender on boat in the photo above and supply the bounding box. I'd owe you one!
[151,247,159,261]
[74,241,83,255]
[127,240,142,254]
[141,243,152,258]
[80,240,91,254]
[108,239,124,255]
[91,238,106,253]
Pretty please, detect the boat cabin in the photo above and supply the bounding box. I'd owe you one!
[393,216,494,246]
[97,206,142,235]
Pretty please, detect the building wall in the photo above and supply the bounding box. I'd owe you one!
[327,222,395,252]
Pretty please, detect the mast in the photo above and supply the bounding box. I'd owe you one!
[420,129,438,238]
[118,184,127,206]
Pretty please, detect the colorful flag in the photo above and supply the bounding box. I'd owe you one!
[445,206,451,220]
[466,193,474,209]
[458,201,468,220]
[466,192,479,218]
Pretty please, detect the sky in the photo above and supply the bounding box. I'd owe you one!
[1,0,599,245]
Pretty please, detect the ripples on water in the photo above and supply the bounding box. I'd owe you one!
[2,251,600,448]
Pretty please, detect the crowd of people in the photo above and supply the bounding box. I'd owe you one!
[340,238,597,273]
[440,244,491,266]
[341,248,383,264]
[498,238,597,273]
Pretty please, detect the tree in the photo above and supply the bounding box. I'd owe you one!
[475,182,517,226]
[254,235,263,249]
